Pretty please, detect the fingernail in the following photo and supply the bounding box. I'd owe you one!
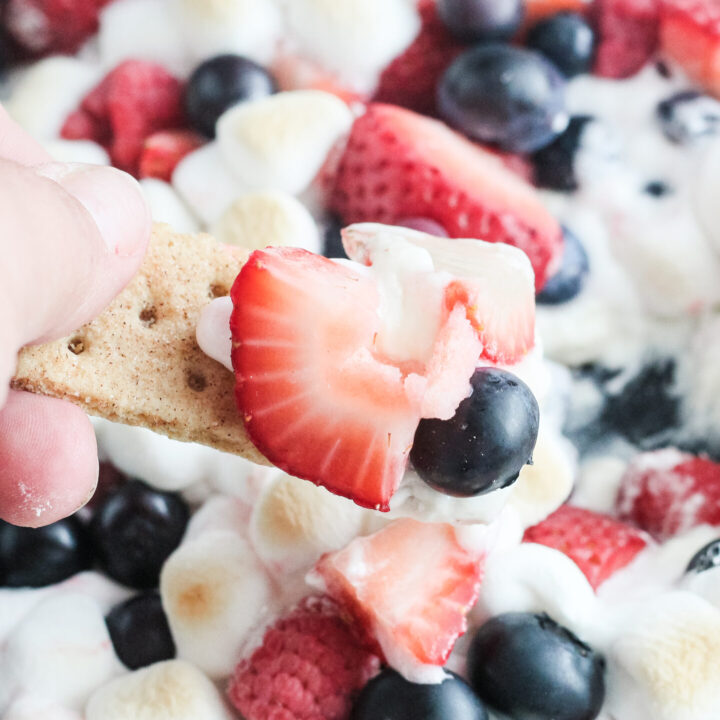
[37,163,151,256]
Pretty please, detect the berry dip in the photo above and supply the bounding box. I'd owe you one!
[2,1,720,720]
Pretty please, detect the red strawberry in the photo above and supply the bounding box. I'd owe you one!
[230,247,426,511]
[228,596,381,720]
[373,0,465,116]
[61,60,185,175]
[523,505,649,590]
[660,0,720,96]
[616,449,720,540]
[592,0,661,78]
[329,103,563,289]
[4,0,112,55]
[314,518,485,668]
[139,130,205,182]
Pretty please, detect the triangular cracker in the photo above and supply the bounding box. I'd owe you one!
[11,223,269,465]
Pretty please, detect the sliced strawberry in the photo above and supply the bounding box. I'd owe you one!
[139,130,205,182]
[314,518,485,668]
[660,0,720,96]
[329,103,563,290]
[593,0,661,78]
[616,449,720,540]
[230,247,426,511]
[373,0,465,116]
[524,505,649,590]
[342,223,536,364]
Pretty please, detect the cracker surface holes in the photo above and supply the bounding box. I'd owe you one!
[67,337,85,355]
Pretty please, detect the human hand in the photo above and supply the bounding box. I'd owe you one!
[0,106,151,527]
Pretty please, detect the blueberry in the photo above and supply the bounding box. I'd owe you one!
[90,479,189,589]
[0,517,93,588]
[536,227,589,305]
[106,592,176,669]
[602,359,679,448]
[656,90,720,144]
[438,44,568,153]
[468,613,606,720]
[410,368,539,497]
[436,0,524,42]
[351,668,488,720]
[687,539,720,574]
[643,180,672,197]
[185,54,277,138]
[526,13,595,78]
[532,115,593,191]
[322,216,348,259]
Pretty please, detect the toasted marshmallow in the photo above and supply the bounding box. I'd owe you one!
[98,0,190,78]
[172,142,251,225]
[85,661,233,720]
[174,0,282,65]
[282,0,420,94]
[43,139,110,165]
[0,594,123,713]
[250,471,368,573]
[5,57,101,140]
[160,531,273,678]
[140,179,200,234]
[216,90,354,195]
[608,592,720,720]
[211,190,320,253]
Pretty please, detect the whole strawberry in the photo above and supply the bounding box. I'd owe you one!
[228,596,381,720]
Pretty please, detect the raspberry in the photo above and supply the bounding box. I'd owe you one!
[228,597,381,720]
[61,60,185,175]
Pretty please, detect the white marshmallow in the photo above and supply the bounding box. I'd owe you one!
[98,0,190,78]
[196,297,233,372]
[85,660,233,720]
[216,90,354,195]
[140,179,200,234]
[0,594,123,713]
[5,57,101,139]
[183,494,250,542]
[160,531,273,678]
[573,455,629,515]
[211,190,321,252]
[5,696,82,720]
[173,0,282,66]
[250,471,368,573]
[43,139,110,165]
[282,0,420,94]
[172,142,251,226]
[683,566,720,609]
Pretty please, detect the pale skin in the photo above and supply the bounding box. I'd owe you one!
[0,107,151,527]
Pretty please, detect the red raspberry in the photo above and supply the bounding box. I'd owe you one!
[61,60,185,175]
[228,597,381,720]
[5,0,113,55]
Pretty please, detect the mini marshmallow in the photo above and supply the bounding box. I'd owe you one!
[216,90,354,195]
[98,0,190,78]
[250,471,368,573]
[140,179,201,234]
[210,190,321,253]
[85,660,233,720]
[183,494,251,542]
[282,0,420,94]
[683,566,720,609]
[5,56,101,139]
[160,530,273,678]
[5,696,82,720]
[0,594,123,713]
[172,142,251,226]
[173,0,282,66]
[43,139,110,165]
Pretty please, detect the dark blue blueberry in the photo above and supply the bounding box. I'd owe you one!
[437,44,568,153]
[185,54,276,137]
[532,115,593,191]
[643,180,673,197]
[602,359,680,449]
[0,517,92,588]
[351,668,488,720]
[436,0,524,42]
[687,539,720,574]
[322,216,348,259]
[536,226,589,305]
[526,13,595,78]
[106,592,176,669]
[468,613,606,720]
[410,368,539,497]
[90,479,189,589]
[656,90,720,144]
